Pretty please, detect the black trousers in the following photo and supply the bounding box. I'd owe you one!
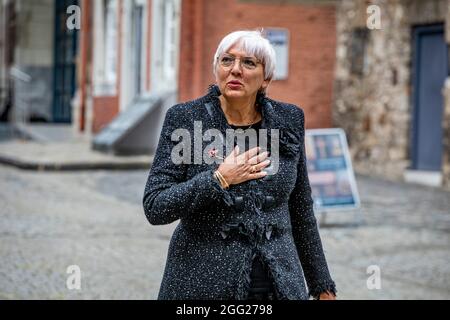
[246,255,277,300]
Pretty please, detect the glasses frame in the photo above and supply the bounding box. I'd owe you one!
[217,53,263,70]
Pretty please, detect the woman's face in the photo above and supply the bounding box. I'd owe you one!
[215,44,270,102]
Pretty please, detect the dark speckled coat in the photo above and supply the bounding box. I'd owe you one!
[143,85,336,300]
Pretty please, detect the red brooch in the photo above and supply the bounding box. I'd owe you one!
[208,148,224,160]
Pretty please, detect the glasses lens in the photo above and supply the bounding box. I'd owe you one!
[242,58,258,69]
[220,55,234,67]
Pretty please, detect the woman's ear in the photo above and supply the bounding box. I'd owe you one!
[260,79,271,93]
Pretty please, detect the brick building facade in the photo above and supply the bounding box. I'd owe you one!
[178,0,336,129]
[3,0,450,189]
[73,0,337,135]
[0,0,337,139]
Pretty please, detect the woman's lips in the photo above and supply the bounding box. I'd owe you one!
[227,81,243,89]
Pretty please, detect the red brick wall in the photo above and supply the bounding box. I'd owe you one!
[178,0,336,129]
[90,0,122,134]
[92,96,119,133]
[179,0,203,101]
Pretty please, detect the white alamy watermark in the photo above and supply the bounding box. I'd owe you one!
[66,5,81,30]
[366,265,381,290]
[366,5,381,30]
[170,121,281,175]
[66,265,81,290]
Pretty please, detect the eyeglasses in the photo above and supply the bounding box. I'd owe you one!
[218,53,263,70]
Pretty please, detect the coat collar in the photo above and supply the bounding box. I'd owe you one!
[203,85,302,158]
[203,84,285,132]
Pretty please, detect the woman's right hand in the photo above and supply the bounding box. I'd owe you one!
[217,145,270,186]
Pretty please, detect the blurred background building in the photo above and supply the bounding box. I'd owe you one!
[0,0,449,189]
[0,0,78,124]
[333,0,450,189]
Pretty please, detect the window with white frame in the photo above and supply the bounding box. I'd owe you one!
[117,0,150,110]
[151,0,180,92]
[131,0,146,96]
[104,0,118,88]
[162,0,177,82]
[93,0,118,96]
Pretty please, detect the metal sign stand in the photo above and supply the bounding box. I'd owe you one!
[355,208,365,226]
[318,208,365,228]
[320,210,328,226]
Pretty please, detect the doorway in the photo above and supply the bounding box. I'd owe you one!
[411,24,448,171]
[53,0,79,123]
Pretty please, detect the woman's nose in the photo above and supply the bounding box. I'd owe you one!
[230,60,243,75]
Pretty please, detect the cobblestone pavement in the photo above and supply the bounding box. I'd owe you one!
[0,166,449,299]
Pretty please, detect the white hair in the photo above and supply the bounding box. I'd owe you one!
[213,30,276,81]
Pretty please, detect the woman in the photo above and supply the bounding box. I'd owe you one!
[143,30,336,300]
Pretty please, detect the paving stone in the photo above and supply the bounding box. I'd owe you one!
[0,166,449,299]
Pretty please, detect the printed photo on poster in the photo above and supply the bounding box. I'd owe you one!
[305,128,360,211]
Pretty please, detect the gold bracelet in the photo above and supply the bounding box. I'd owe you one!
[213,171,223,187]
[214,170,229,189]
[215,171,229,189]
[213,171,226,189]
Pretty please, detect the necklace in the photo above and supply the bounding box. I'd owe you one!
[228,112,261,129]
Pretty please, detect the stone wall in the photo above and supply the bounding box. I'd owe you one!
[333,0,450,188]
